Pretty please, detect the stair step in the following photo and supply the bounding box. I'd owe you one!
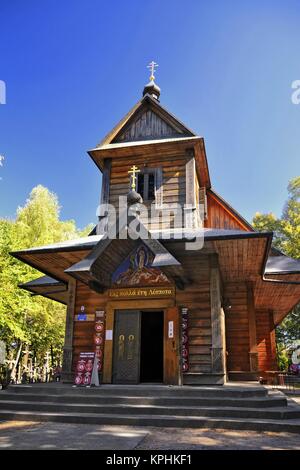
[6,384,268,398]
[0,409,300,433]
[0,392,287,408]
[0,400,298,420]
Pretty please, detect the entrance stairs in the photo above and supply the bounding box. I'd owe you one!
[0,383,300,433]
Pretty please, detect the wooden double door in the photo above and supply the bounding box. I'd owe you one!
[112,308,179,384]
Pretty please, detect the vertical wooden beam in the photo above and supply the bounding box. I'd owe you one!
[61,279,76,383]
[247,282,258,372]
[269,310,278,369]
[155,167,163,209]
[103,303,114,383]
[97,158,111,234]
[210,255,226,382]
[185,149,196,228]
[164,306,180,385]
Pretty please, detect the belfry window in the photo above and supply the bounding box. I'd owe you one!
[137,170,156,201]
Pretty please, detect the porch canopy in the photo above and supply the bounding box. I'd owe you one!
[11,228,300,324]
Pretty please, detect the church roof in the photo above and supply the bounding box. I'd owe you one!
[19,276,67,304]
[12,227,300,323]
[97,94,196,148]
[87,93,211,188]
[265,254,300,275]
[10,228,270,256]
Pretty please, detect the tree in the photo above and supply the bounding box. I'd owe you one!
[252,176,300,369]
[0,185,93,378]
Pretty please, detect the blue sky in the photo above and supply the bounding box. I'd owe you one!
[0,0,299,229]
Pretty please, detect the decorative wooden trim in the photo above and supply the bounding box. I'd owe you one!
[62,279,76,382]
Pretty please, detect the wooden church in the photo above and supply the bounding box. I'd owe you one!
[12,65,300,386]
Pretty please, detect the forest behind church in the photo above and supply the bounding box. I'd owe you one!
[0,185,92,382]
[0,178,299,381]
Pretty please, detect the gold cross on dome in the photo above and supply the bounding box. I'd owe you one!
[128,165,140,190]
[147,61,158,81]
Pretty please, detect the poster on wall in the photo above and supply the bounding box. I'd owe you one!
[181,307,189,372]
[74,352,97,386]
[94,310,106,375]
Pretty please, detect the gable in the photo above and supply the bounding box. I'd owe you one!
[205,190,254,232]
[113,108,186,143]
[98,95,195,147]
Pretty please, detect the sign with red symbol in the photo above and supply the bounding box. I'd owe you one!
[94,318,105,373]
[95,322,104,332]
[74,352,98,386]
[181,307,189,372]
[94,335,103,346]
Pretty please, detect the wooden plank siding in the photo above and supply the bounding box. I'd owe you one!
[224,282,250,372]
[205,191,252,231]
[72,282,108,373]
[175,255,212,374]
[108,154,187,230]
[256,310,278,371]
[72,254,213,378]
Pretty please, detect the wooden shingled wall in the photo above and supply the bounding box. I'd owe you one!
[224,282,250,371]
[108,153,187,229]
[72,282,107,373]
[205,191,252,231]
[175,255,212,374]
[256,310,278,371]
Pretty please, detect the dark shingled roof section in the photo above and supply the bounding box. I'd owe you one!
[11,228,271,256]
[265,255,300,275]
[19,276,64,288]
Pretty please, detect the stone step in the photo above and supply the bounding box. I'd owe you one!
[0,392,287,408]
[0,400,298,420]
[6,384,268,398]
[0,409,300,433]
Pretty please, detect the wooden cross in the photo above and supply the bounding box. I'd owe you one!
[147,61,158,81]
[128,165,140,190]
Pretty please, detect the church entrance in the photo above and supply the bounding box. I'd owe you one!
[140,310,164,383]
[112,310,164,384]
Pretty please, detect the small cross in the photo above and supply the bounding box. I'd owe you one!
[128,165,140,190]
[147,61,158,81]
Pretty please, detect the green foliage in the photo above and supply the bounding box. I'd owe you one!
[253,176,300,257]
[252,212,283,249]
[252,176,300,367]
[276,345,290,372]
[0,185,93,366]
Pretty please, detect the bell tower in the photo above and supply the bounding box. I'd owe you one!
[88,63,210,235]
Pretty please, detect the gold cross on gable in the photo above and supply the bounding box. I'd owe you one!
[147,61,158,81]
[128,165,140,190]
